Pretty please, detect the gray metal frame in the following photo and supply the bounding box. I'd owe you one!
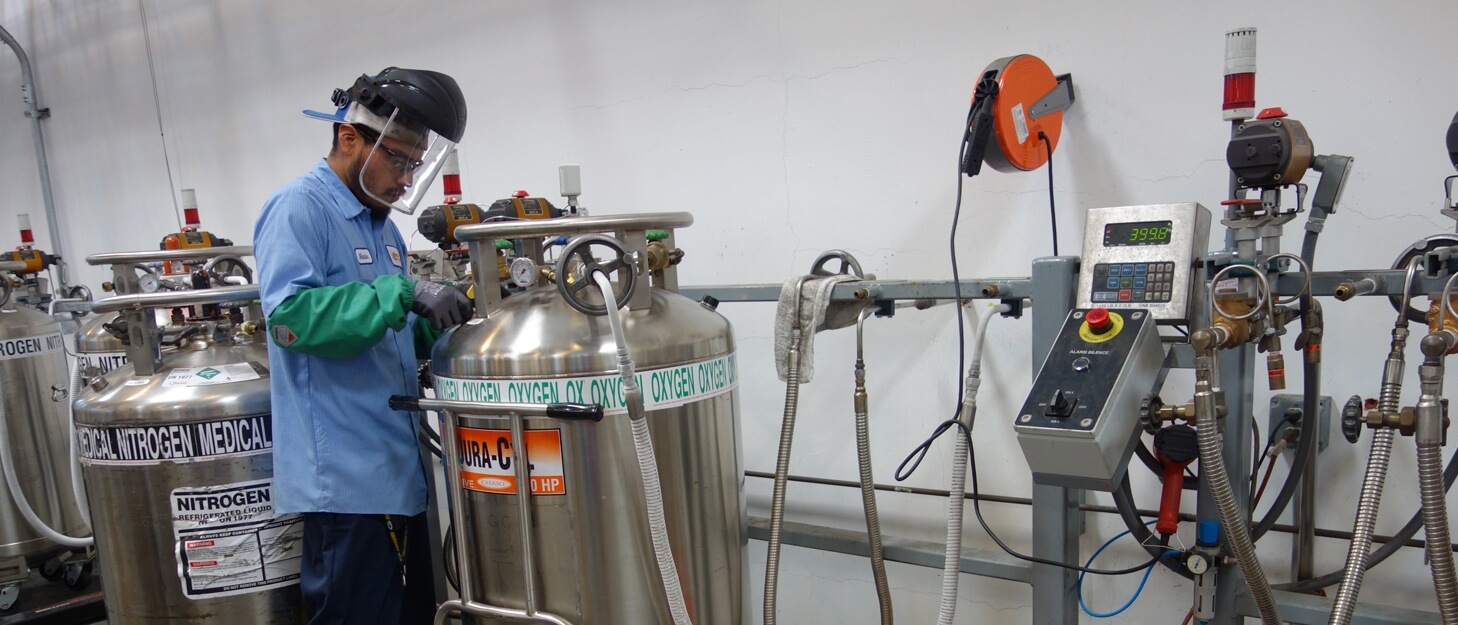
[686,266,1442,625]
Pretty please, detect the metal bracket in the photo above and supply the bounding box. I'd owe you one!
[1031,73,1075,119]
[999,297,1024,318]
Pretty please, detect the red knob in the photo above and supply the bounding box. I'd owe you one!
[1086,308,1112,334]
[513,190,530,198]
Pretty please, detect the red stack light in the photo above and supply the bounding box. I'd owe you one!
[1223,28,1257,121]
[1223,73,1255,114]
[17,214,33,245]
[442,149,462,204]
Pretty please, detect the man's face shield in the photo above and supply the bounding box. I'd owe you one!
[354,109,455,216]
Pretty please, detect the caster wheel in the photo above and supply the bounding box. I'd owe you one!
[0,583,19,610]
[39,558,63,581]
[64,562,92,591]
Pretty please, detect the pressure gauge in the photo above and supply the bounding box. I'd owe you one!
[137,273,160,294]
[1186,553,1211,575]
[510,257,537,288]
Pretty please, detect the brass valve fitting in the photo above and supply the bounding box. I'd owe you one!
[1427,295,1458,354]
[1210,299,1256,348]
[1365,408,1417,437]
[645,241,685,272]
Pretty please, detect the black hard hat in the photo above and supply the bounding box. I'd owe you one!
[338,67,468,143]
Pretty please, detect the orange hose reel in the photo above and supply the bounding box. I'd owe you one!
[966,54,1074,174]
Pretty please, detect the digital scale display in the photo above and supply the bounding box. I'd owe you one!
[1103,220,1173,247]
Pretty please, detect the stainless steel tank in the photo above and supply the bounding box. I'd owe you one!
[0,299,88,571]
[431,213,745,624]
[74,313,127,374]
[74,252,301,624]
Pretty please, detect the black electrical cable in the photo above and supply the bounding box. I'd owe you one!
[895,102,982,482]
[417,412,443,458]
[1249,418,1280,508]
[895,101,1166,576]
[1040,132,1058,257]
[442,522,461,592]
[952,419,1172,576]
[1251,419,1263,482]
[1112,474,1193,580]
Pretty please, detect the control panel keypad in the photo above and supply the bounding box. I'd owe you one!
[1091,262,1174,304]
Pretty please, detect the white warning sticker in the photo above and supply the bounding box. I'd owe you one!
[78,415,272,465]
[0,332,63,361]
[170,479,302,600]
[81,351,128,374]
[433,352,737,416]
[1011,102,1030,145]
[162,363,263,387]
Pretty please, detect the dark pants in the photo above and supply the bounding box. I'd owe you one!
[301,512,436,625]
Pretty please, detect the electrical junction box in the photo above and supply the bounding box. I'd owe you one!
[1076,203,1211,324]
[1015,307,1164,491]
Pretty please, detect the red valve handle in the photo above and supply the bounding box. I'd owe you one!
[1157,450,1190,535]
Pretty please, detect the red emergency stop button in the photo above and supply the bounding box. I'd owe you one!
[1256,107,1288,120]
[1086,307,1112,334]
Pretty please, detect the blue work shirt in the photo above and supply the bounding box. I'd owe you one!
[254,158,426,516]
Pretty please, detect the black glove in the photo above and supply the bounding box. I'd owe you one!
[412,280,474,330]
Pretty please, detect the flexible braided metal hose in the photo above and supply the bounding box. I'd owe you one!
[1330,427,1395,625]
[1194,353,1281,625]
[764,329,801,625]
[854,358,893,624]
[1331,325,1408,625]
[1419,439,1458,623]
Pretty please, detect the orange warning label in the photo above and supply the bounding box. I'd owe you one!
[456,428,566,496]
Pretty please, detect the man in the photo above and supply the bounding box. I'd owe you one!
[253,67,473,625]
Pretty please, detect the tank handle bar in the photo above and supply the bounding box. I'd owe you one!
[89,284,259,313]
[545,403,606,422]
[85,245,253,266]
[390,396,604,422]
[453,211,693,243]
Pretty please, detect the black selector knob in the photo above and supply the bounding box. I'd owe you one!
[1045,389,1078,419]
[1341,395,1363,444]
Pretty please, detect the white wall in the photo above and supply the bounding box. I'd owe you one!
[3,1,1457,622]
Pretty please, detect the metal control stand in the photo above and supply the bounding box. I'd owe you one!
[680,266,1452,625]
